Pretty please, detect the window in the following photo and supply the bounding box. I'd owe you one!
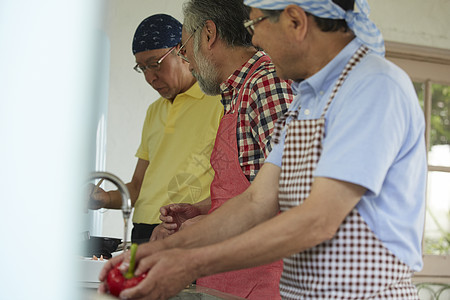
[386,41,450,283]
[414,82,450,256]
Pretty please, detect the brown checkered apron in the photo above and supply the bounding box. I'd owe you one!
[273,46,419,299]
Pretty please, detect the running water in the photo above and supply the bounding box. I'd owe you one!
[123,217,129,253]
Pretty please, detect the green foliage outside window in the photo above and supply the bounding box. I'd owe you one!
[413,82,450,256]
[430,84,450,147]
[414,82,450,149]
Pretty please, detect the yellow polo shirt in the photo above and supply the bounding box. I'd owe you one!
[132,82,223,224]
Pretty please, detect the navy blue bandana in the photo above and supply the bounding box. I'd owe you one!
[132,14,182,55]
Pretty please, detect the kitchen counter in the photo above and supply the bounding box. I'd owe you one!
[81,284,245,300]
[169,285,246,299]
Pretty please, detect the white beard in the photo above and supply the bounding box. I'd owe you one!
[191,39,221,96]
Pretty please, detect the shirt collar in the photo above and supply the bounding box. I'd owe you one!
[171,81,204,101]
[219,50,266,94]
[291,38,362,97]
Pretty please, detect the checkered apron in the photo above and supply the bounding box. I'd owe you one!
[274,46,419,299]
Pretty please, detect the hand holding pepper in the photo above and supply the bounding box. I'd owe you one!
[106,243,147,297]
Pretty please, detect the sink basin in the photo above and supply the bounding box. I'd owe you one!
[80,284,245,300]
[169,285,245,300]
[78,257,108,287]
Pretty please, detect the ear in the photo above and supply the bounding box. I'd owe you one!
[203,20,218,49]
[283,4,309,41]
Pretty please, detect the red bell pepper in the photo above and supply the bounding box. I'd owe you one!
[106,243,147,297]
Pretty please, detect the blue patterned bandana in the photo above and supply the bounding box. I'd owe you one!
[132,14,182,55]
[244,0,385,56]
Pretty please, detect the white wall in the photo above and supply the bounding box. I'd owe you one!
[1,0,105,298]
[99,0,450,238]
[368,0,450,50]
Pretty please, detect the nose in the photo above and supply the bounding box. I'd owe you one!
[251,36,260,52]
[144,70,157,85]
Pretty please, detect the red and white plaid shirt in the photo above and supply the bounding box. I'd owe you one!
[220,51,293,182]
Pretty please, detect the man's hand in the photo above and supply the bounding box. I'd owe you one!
[85,183,109,210]
[149,224,175,241]
[98,240,168,295]
[97,250,130,294]
[159,203,202,231]
[117,248,200,300]
[150,205,208,245]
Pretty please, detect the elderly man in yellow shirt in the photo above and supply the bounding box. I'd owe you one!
[88,14,223,244]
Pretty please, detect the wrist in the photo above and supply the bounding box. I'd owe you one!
[194,202,210,215]
[162,231,183,249]
[187,246,215,279]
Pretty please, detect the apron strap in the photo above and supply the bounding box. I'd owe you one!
[272,110,299,145]
[320,45,369,118]
[272,45,369,145]
[232,53,271,114]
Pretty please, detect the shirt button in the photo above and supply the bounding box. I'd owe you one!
[319,91,324,95]
[304,109,310,115]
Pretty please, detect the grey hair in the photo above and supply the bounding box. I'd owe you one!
[182,0,253,47]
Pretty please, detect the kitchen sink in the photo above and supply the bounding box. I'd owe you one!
[169,285,245,299]
[81,284,245,300]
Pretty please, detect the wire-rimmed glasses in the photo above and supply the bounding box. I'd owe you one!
[243,16,268,35]
[176,29,197,63]
[133,45,176,74]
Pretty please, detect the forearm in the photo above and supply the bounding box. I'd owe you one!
[192,197,211,215]
[104,181,141,209]
[191,177,366,277]
[105,159,148,209]
[162,192,260,249]
[195,200,328,276]
[163,164,281,250]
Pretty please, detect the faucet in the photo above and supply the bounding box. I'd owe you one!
[89,171,132,252]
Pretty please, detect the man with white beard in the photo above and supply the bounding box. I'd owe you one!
[150,0,293,298]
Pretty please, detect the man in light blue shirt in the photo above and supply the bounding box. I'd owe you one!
[98,1,427,299]
[267,37,426,272]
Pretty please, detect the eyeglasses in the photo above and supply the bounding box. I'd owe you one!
[176,29,197,63]
[243,16,268,35]
[133,46,176,74]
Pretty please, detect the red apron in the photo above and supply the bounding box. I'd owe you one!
[274,45,419,299]
[197,56,283,299]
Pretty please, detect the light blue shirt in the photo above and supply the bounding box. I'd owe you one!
[266,39,427,271]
